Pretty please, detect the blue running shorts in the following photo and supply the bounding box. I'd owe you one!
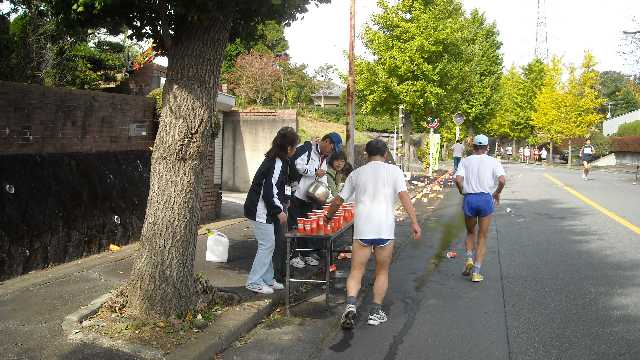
[358,238,393,247]
[463,193,494,218]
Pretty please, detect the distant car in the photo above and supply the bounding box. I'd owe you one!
[559,150,569,163]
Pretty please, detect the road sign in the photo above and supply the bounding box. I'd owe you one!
[427,117,440,129]
[453,112,465,126]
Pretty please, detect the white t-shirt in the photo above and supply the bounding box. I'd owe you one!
[339,161,407,239]
[524,147,531,156]
[451,143,465,158]
[540,149,548,158]
[454,154,506,194]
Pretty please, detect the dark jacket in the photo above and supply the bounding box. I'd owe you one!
[244,157,289,224]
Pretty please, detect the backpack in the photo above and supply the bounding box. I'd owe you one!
[289,141,314,183]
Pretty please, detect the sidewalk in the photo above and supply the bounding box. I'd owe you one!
[0,199,262,359]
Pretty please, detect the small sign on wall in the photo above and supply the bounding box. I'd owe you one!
[129,123,147,137]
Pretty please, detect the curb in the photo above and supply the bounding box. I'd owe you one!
[61,292,111,334]
[168,295,281,360]
[62,292,281,360]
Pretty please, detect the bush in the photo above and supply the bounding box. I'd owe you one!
[148,88,163,117]
[616,120,640,136]
[301,106,396,133]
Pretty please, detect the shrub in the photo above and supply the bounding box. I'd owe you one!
[147,88,163,117]
[616,120,640,136]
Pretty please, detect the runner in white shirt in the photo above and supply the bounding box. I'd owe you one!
[325,139,421,329]
[451,139,465,172]
[580,139,595,180]
[455,135,506,283]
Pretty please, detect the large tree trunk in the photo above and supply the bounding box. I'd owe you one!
[126,17,231,318]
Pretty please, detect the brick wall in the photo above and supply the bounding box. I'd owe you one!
[0,81,156,155]
[0,81,225,279]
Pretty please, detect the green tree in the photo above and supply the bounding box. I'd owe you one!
[228,50,282,106]
[42,0,329,319]
[598,71,640,117]
[221,20,289,79]
[356,0,502,139]
[272,60,316,107]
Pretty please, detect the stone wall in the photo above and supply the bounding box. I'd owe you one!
[0,151,151,280]
[0,81,223,279]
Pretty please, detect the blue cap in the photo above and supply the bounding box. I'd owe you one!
[327,132,343,152]
[473,134,489,146]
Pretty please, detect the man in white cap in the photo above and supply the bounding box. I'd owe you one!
[454,134,506,282]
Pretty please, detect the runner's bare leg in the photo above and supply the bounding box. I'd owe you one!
[372,242,395,304]
[464,216,478,255]
[346,240,372,299]
[476,215,493,265]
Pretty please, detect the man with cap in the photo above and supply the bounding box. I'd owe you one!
[289,132,342,268]
[454,134,506,282]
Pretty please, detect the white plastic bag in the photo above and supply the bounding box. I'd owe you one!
[205,230,229,263]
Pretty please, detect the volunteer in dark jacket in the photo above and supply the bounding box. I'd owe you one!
[244,127,299,294]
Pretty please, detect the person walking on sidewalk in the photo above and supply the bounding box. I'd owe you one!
[244,127,300,294]
[455,134,506,283]
[325,139,421,329]
[451,139,465,173]
[580,139,595,180]
[287,132,342,268]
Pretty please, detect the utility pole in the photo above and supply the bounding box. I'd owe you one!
[346,0,356,162]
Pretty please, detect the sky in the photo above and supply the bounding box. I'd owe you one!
[284,0,640,78]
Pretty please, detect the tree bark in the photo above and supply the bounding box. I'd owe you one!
[126,17,231,319]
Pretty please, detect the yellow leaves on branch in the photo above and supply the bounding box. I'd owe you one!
[532,52,605,143]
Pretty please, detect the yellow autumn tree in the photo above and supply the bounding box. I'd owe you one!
[532,52,606,164]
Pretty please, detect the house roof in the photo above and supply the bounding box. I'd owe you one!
[312,83,345,98]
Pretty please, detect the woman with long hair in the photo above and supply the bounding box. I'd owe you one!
[243,127,300,294]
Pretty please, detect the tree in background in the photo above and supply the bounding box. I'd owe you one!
[42,0,329,320]
[228,50,282,106]
[1,2,139,89]
[487,58,546,148]
[273,60,316,107]
[532,53,606,162]
[221,20,289,79]
[598,71,640,117]
[355,0,502,140]
[313,63,339,107]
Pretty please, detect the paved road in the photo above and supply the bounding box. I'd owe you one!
[226,164,640,360]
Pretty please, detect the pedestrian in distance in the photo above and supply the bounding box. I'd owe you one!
[505,145,513,163]
[580,139,595,180]
[524,145,531,164]
[451,139,465,173]
[325,139,421,329]
[287,132,343,268]
[540,147,548,163]
[455,135,506,283]
[518,147,524,162]
[244,127,300,294]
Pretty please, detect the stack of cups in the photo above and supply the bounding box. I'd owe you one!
[297,218,305,234]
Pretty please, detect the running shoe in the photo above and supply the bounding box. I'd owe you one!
[341,304,357,329]
[291,256,306,269]
[367,309,388,326]
[304,256,320,266]
[462,259,474,276]
[471,273,484,282]
[246,283,274,294]
[269,281,285,290]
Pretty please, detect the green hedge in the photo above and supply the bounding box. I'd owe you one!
[616,120,640,136]
[301,106,396,133]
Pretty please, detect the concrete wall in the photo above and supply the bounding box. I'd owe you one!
[615,152,640,165]
[222,110,297,192]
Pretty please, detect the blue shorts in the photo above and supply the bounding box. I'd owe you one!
[358,239,393,247]
[463,193,494,218]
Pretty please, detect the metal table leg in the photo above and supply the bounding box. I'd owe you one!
[325,236,332,307]
[285,235,291,316]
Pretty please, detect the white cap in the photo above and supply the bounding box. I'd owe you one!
[473,134,489,146]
